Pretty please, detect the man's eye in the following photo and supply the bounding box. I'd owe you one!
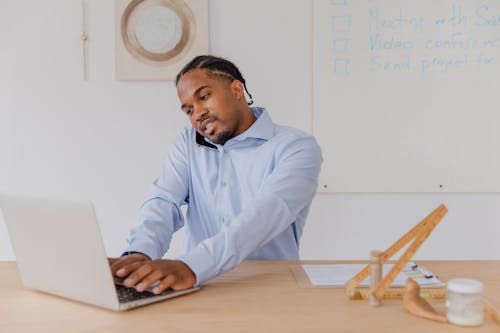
[200,93,209,101]
[185,109,193,116]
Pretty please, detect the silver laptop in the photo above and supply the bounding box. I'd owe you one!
[0,195,200,311]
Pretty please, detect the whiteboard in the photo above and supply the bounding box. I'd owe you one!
[313,0,500,192]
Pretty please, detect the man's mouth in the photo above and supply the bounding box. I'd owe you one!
[201,118,216,137]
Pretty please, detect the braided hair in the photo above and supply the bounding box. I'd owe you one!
[175,55,254,105]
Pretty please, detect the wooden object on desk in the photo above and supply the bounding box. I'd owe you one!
[403,278,448,323]
[369,249,382,306]
[345,204,448,300]
[1,260,499,333]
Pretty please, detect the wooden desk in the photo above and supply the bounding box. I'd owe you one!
[1,260,499,332]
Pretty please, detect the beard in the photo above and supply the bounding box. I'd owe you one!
[212,130,232,145]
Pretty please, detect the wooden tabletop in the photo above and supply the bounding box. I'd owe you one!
[1,260,499,333]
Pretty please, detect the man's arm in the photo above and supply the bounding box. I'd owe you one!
[124,131,190,260]
[178,135,322,284]
[109,131,195,292]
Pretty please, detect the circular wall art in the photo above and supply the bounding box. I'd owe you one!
[116,0,209,80]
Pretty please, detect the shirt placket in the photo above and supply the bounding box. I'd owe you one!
[216,148,231,228]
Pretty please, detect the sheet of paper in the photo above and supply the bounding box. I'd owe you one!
[301,262,442,287]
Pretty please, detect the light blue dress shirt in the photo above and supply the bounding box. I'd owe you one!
[125,107,323,284]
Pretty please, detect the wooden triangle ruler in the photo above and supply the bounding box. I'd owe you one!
[345,204,448,300]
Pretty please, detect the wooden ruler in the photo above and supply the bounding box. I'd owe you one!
[356,287,446,300]
[345,204,448,300]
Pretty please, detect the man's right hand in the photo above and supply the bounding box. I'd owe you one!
[108,254,196,293]
[108,253,150,278]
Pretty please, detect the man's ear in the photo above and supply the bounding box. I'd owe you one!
[230,80,245,100]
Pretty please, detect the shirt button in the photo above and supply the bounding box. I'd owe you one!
[220,217,225,223]
[221,181,227,187]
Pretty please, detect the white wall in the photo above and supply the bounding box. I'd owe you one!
[1,0,499,261]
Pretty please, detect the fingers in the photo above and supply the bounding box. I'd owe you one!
[124,261,172,292]
[116,261,144,278]
[153,274,177,294]
[134,270,164,292]
[116,259,197,294]
[156,261,197,292]
[109,253,150,276]
[123,262,154,289]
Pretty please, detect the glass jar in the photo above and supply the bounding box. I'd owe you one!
[446,278,484,326]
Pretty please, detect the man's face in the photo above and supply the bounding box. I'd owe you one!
[177,69,246,145]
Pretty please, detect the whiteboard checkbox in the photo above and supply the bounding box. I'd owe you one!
[330,0,347,5]
[333,58,350,76]
[333,39,349,53]
[332,16,352,33]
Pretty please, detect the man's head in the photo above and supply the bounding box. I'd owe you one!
[176,55,255,145]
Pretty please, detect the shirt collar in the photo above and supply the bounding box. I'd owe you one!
[229,107,275,142]
[197,107,275,148]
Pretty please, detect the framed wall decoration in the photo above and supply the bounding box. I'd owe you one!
[115,0,209,80]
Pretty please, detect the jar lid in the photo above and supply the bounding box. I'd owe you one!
[447,278,483,294]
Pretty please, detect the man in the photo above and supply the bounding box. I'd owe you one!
[109,55,322,294]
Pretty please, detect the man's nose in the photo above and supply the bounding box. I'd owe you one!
[193,104,208,122]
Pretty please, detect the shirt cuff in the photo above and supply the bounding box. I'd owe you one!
[121,251,151,260]
[177,245,216,286]
[124,241,159,260]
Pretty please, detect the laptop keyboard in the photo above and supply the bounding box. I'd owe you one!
[115,284,173,303]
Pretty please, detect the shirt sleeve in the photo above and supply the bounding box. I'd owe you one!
[124,130,190,260]
[177,135,323,284]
